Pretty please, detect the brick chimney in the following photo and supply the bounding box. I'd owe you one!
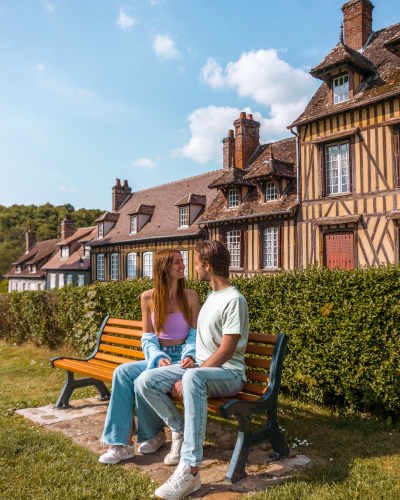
[342,0,374,51]
[25,230,36,252]
[112,179,132,213]
[60,214,75,240]
[233,112,260,169]
[222,130,235,170]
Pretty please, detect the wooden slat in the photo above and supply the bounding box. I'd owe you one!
[245,357,271,369]
[248,333,277,345]
[99,344,144,359]
[245,370,269,383]
[245,345,274,356]
[94,351,145,364]
[53,359,113,383]
[87,358,119,369]
[107,318,143,328]
[242,382,267,396]
[103,326,143,338]
[101,334,142,348]
[234,393,259,402]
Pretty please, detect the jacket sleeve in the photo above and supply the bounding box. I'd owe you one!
[141,332,171,370]
[181,327,197,361]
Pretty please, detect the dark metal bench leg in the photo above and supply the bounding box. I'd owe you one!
[55,371,111,409]
[267,410,289,459]
[224,414,252,484]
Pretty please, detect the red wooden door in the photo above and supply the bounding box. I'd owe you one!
[324,232,354,269]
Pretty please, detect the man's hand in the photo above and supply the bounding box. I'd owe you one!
[181,357,195,369]
[171,380,183,398]
[158,358,172,367]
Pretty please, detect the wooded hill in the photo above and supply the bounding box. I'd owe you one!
[0,203,104,280]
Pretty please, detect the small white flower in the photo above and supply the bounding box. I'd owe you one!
[389,433,392,436]
[330,458,333,461]
[292,444,297,447]
[282,429,285,432]
[306,443,309,446]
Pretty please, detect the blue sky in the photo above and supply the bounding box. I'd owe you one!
[1,0,399,211]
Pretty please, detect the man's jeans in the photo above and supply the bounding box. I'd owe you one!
[135,365,244,467]
[101,345,183,446]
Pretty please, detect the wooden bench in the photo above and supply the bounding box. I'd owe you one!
[50,316,289,483]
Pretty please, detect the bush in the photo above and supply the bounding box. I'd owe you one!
[0,266,399,418]
[0,280,8,295]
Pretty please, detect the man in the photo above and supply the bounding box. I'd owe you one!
[135,240,249,500]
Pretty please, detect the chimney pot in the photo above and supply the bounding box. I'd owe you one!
[239,112,247,119]
[228,130,234,138]
[60,214,75,240]
[25,230,36,252]
[116,178,121,187]
[112,178,132,212]
[123,180,129,188]
[233,114,261,169]
[247,114,253,120]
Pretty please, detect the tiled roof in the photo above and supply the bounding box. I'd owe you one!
[383,33,400,57]
[244,138,296,180]
[310,127,359,144]
[313,215,362,225]
[127,204,155,216]
[6,238,61,277]
[174,193,207,206]
[208,168,254,189]
[291,22,400,127]
[42,247,90,271]
[95,212,120,223]
[78,227,98,243]
[55,226,95,246]
[4,269,46,279]
[87,170,223,246]
[381,116,400,126]
[386,210,400,219]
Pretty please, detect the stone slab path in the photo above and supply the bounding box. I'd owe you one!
[17,397,313,498]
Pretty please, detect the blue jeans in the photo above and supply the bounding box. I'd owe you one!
[135,365,244,466]
[101,344,183,446]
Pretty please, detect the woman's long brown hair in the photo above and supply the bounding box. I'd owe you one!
[152,249,191,335]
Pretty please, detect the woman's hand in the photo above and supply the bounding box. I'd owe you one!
[181,357,195,369]
[158,358,172,367]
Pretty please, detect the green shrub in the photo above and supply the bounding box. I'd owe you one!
[0,279,8,295]
[0,266,399,418]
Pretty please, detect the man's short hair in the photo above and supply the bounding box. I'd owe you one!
[195,240,230,278]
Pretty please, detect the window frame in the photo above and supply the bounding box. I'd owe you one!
[258,224,282,270]
[226,230,241,268]
[31,265,36,273]
[50,273,56,289]
[265,181,278,202]
[393,125,400,187]
[110,253,119,281]
[98,223,104,239]
[66,275,73,286]
[127,252,137,279]
[77,275,84,287]
[58,274,65,287]
[333,74,349,104]
[180,250,189,277]
[83,246,91,258]
[143,252,153,278]
[324,140,351,196]
[262,227,280,269]
[61,246,69,259]
[179,207,189,228]
[228,188,239,208]
[130,216,137,234]
[97,254,105,281]
[16,265,21,274]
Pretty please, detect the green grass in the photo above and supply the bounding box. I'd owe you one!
[0,342,400,499]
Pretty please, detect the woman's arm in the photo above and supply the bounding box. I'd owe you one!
[188,289,200,329]
[141,290,153,333]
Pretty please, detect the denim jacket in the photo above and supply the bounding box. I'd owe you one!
[141,328,196,370]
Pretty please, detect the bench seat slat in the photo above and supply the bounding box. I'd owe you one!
[94,351,145,364]
[248,333,278,345]
[87,359,120,369]
[107,318,143,328]
[99,344,144,359]
[242,382,267,396]
[53,359,113,383]
[102,325,143,338]
[101,335,142,348]
[245,370,269,383]
[245,357,271,369]
[245,345,274,356]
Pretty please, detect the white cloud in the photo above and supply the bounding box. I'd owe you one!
[42,2,55,13]
[200,57,225,89]
[35,64,46,71]
[153,34,180,58]
[60,185,77,192]
[131,158,156,168]
[116,9,137,30]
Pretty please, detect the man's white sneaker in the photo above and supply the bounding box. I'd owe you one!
[155,462,201,500]
[164,432,184,465]
[138,428,166,454]
[98,444,136,464]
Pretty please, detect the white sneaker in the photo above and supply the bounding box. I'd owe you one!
[138,428,166,454]
[98,444,135,464]
[155,462,201,500]
[164,432,184,465]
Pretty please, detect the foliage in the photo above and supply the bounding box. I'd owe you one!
[0,279,8,295]
[1,265,400,418]
[0,203,104,279]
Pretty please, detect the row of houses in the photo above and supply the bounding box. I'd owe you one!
[5,0,400,290]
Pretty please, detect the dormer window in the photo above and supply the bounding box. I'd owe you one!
[333,75,349,104]
[179,207,189,228]
[16,265,21,273]
[266,182,278,202]
[31,265,36,273]
[228,188,239,208]
[98,223,103,239]
[84,246,91,258]
[61,246,69,259]
[130,216,137,234]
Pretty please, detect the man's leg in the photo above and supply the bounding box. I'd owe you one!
[135,364,186,442]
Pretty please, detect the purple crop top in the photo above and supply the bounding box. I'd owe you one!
[150,290,191,340]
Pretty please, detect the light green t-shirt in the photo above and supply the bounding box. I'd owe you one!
[195,286,249,382]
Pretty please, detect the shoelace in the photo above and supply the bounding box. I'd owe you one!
[166,467,188,491]
[170,437,182,453]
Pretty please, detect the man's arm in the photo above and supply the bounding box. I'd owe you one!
[199,334,240,368]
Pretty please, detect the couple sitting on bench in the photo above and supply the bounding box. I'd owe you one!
[100,240,249,500]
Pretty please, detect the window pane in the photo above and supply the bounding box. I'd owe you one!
[84,246,91,258]
[50,274,56,289]
[98,224,103,238]
[66,275,72,286]
[333,74,349,103]
[226,230,241,267]
[228,189,239,208]
[266,182,278,201]
[130,217,137,233]
[143,252,153,278]
[180,207,188,227]
[263,227,279,268]
[326,142,350,195]
[59,274,64,287]
[97,255,104,280]
[127,253,137,278]
[180,251,189,277]
[111,254,118,280]
[78,275,84,287]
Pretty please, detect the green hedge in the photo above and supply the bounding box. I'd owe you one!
[1,266,400,418]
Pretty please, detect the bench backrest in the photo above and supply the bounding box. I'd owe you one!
[94,317,278,400]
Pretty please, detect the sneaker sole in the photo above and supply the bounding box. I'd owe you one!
[99,451,136,465]
[155,481,201,500]
[163,457,180,466]
[138,436,166,455]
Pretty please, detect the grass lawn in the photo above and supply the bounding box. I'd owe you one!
[0,341,399,499]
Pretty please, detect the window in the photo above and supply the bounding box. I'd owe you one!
[143,252,153,278]
[78,275,84,287]
[266,182,278,202]
[326,142,350,195]
[228,188,239,208]
[127,253,137,279]
[26,282,31,291]
[84,246,91,258]
[61,246,69,258]
[31,265,36,273]
[38,283,43,291]
[98,223,103,238]
[180,251,189,277]
[66,275,73,286]
[179,207,189,228]
[111,253,118,280]
[333,75,349,104]
[226,230,241,268]
[263,227,279,268]
[12,282,17,291]
[97,254,105,280]
[130,216,137,234]
[22,283,26,291]
[59,274,64,287]
[16,265,21,273]
[50,273,56,289]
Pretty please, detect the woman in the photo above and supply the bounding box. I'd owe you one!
[99,249,200,466]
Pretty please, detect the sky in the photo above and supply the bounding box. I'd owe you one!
[1,0,399,211]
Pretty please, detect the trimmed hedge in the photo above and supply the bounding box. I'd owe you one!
[1,265,399,418]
